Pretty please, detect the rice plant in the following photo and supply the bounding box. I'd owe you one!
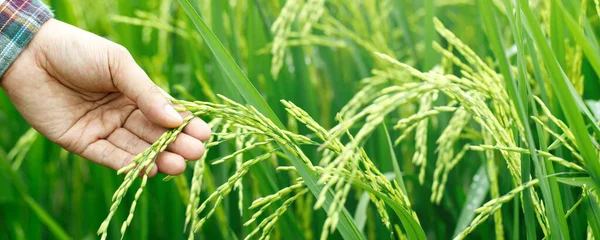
[2,0,600,239]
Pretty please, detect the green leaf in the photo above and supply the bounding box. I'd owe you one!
[0,149,71,240]
[382,123,408,196]
[353,191,371,233]
[351,180,426,240]
[583,191,600,239]
[453,165,489,238]
[487,2,537,238]
[519,0,600,200]
[354,123,412,235]
[482,0,569,238]
[423,0,439,70]
[22,196,71,240]
[175,1,363,239]
[585,100,600,122]
[557,177,598,188]
[552,0,600,81]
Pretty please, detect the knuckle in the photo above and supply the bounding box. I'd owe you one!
[107,44,132,83]
[125,137,140,153]
[120,155,132,170]
[100,143,117,167]
[144,82,159,96]
[111,44,131,59]
[115,128,139,153]
[141,120,163,141]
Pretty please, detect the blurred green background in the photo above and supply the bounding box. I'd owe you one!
[1,0,600,239]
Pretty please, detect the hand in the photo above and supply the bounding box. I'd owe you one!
[0,19,211,176]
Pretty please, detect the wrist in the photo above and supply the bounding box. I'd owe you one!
[1,18,55,89]
[24,18,58,70]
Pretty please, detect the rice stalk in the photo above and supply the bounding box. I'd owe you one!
[282,100,408,236]
[193,152,275,232]
[98,116,194,240]
[454,179,540,240]
[235,128,246,217]
[7,128,39,170]
[565,42,584,96]
[318,15,396,57]
[172,95,413,239]
[316,94,426,235]
[413,91,437,184]
[595,0,600,18]
[271,0,304,78]
[431,108,471,203]
[565,194,585,219]
[373,41,563,234]
[185,155,205,240]
[246,180,305,224]
[484,130,504,240]
[374,52,523,185]
[533,96,577,146]
[297,0,325,35]
[185,119,220,240]
[248,188,310,240]
[394,105,456,130]
[244,179,307,239]
[469,145,585,172]
[531,116,583,163]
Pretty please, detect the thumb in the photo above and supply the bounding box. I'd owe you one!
[108,45,183,128]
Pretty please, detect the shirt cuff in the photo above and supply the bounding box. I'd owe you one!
[0,0,53,77]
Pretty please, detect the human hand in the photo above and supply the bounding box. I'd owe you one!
[0,19,211,176]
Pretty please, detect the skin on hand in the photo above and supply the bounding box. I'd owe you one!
[0,19,211,176]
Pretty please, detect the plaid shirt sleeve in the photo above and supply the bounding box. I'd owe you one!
[0,0,53,77]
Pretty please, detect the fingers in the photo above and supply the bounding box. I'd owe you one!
[171,106,212,141]
[106,128,187,175]
[81,140,158,177]
[185,118,212,142]
[123,110,206,160]
[106,128,146,154]
[108,44,183,128]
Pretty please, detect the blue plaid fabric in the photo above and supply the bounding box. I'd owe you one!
[0,0,53,77]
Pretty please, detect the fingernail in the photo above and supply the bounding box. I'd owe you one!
[164,104,183,123]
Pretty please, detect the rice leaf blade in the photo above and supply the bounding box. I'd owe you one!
[552,0,600,83]
[481,0,569,238]
[584,191,600,239]
[452,165,489,238]
[0,149,71,240]
[351,180,426,240]
[382,123,408,195]
[423,0,439,70]
[519,0,600,194]
[557,177,598,188]
[485,1,537,238]
[353,192,371,233]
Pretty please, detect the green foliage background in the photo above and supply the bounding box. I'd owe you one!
[1,0,600,239]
